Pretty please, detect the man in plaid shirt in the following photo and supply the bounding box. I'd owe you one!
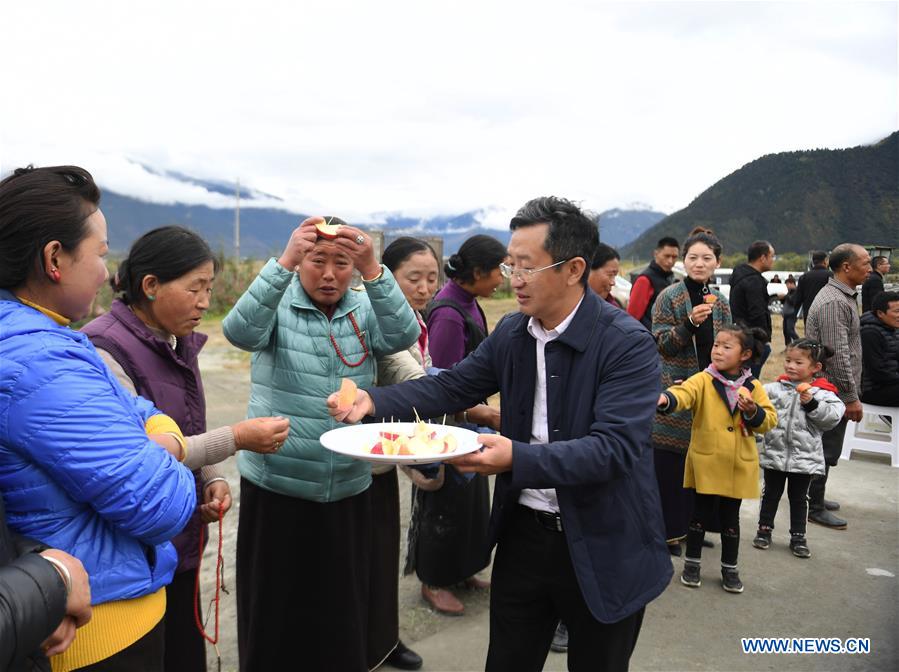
[805,243,872,529]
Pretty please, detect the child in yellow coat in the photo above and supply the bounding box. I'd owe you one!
[657,323,777,594]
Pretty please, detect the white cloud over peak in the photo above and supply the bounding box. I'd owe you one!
[1,0,894,223]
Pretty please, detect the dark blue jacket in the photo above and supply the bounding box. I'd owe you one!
[368,290,672,623]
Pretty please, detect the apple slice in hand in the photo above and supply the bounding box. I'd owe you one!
[337,378,357,414]
[315,220,342,240]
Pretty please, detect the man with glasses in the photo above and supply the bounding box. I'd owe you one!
[731,240,776,376]
[329,196,671,671]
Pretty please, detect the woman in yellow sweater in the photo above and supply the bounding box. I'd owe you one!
[657,323,777,594]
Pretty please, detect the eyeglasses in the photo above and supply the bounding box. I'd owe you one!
[499,259,570,283]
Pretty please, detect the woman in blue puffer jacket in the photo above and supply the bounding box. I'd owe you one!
[0,166,197,670]
[223,216,420,672]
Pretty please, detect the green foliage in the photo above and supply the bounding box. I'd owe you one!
[208,255,266,316]
[773,252,807,272]
[622,132,899,259]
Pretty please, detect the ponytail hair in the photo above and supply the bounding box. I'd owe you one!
[0,165,100,289]
[112,226,217,305]
[786,337,834,369]
[381,236,438,273]
[719,322,770,365]
[444,234,507,284]
[683,227,723,260]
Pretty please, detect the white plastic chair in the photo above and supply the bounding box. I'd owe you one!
[840,403,899,467]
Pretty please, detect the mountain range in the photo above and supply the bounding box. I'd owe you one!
[622,132,899,259]
[95,168,666,257]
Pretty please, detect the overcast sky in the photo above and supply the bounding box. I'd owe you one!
[1,0,895,227]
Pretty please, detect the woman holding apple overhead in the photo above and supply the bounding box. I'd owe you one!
[223,216,419,672]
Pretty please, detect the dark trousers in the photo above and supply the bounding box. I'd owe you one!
[758,469,812,535]
[750,343,772,379]
[783,317,799,345]
[652,449,691,542]
[809,418,848,510]
[486,505,644,672]
[73,618,165,671]
[163,568,206,672]
[685,493,741,566]
[236,478,373,672]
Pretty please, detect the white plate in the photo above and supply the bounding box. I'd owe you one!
[320,422,483,465]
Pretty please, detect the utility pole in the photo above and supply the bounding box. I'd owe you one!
[234,178,241,261]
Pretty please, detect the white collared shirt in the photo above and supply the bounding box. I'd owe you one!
[518,295,584,514]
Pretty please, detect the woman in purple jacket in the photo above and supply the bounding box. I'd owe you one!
[82,226,289,672]
[417,234,506,614]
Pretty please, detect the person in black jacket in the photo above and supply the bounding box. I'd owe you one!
[329,196,672,672]
[795,251,832,321]
[1,494,92,671]
[860,290,899,406]
[861,256,890,313]
[781,277,800,345]
[730,240,775,375]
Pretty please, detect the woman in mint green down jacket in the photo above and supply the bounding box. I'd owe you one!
[222,216,419,672]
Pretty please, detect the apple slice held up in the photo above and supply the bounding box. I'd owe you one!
[315,219,342,240]
[337,378,357,414]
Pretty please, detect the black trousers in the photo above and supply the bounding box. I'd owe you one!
[486,505,644,672]
[783,316,799,345]
[758,469,812,535]
[809,418,848,510]
[685,493,741,566]
[236,478,373,672]
[163,568,206,672]
[73,618,165,671]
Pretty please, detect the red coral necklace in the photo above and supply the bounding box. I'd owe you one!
[330,312,369,367]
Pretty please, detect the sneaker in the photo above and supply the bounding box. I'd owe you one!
[721,567,744,593]
[752,529,772,550]
[790,535,812,559]
[680,562,701,588]
[550,621,568,653]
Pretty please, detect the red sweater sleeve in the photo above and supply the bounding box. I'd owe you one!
[627,276,654,321]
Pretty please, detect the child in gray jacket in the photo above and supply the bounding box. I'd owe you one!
[754,339,845,558]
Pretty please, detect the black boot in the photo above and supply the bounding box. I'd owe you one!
[386,640,423,670]
[808,509,847,529]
